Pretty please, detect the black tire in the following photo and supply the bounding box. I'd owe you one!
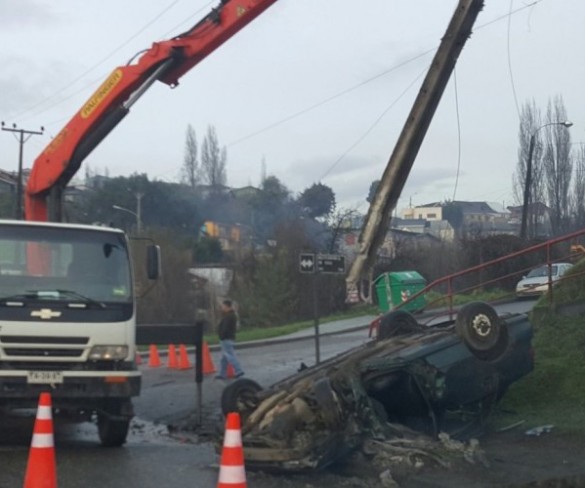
[221,378,262,416]
[313,377,341,427]
[455,302,508,360]
[97,414,130,447]
[378,310,421,340]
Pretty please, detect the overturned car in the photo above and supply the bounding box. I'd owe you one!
[220,302,533,472]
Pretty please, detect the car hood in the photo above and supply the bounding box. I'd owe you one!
[517,276,556,287]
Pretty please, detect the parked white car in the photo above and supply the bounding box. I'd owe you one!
[515,263,573,298]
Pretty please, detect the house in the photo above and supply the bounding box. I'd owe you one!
[508,202,552,238]
[404,201,515,237]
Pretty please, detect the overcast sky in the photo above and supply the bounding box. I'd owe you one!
[1,0,584,214]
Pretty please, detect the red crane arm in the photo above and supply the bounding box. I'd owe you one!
[25,0,278,222]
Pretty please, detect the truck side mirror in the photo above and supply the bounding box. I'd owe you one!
[146,245,161,280]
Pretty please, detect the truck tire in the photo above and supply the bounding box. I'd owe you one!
[97,414,130,447]
[455,302,508,361]
[221,378,263,416]
[378,310,421,340]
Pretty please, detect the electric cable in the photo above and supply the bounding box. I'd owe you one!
[451,68,462,201]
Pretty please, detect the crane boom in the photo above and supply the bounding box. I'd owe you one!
[25,0,278,222]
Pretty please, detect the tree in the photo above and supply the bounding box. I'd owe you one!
[571,144,585,230]
[367,180,380,203]
[201,125,227,188]
[442,201,464,235]
[543,95,572,235]
[299,183,336,219]
[513,100,545,238]
[181,124,199,189]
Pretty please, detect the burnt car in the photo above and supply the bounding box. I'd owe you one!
[220,302,533,472]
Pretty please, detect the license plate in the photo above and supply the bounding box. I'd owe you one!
[27,371,64,384]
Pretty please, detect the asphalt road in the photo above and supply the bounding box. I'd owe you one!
[0,299,538,488]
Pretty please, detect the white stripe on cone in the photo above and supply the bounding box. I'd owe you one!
[31,433,54,448]
[37,405,52,420]
[223,429,242,448]
[218,465,246,484]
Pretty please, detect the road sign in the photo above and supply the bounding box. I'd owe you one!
[299,253,315,273]
[317,254,346,274]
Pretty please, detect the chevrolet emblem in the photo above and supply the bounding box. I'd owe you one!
[31,309,62,320]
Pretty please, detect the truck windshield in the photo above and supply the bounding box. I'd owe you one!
[0,225,132,304]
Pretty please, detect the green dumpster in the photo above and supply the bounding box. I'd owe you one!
[374,271,427,312]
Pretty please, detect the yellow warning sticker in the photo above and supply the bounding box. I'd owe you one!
[81,69,123,119]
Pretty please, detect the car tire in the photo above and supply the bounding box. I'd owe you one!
[221,378,263,416]
[378,310,421,340]
[455,302,508,361]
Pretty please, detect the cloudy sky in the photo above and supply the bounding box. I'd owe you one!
[1,0,583,214]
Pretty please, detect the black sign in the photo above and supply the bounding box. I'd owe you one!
[299,253,316,273]
[317,254,346,274]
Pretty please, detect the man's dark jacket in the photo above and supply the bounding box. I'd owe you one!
[218,310,237,341]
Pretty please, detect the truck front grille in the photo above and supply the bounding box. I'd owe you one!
[0,336,89,345]
[3,348,84,358]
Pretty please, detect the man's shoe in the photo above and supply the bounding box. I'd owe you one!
[235,372,245,378]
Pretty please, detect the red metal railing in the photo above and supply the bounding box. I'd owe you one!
[385,228,585,326]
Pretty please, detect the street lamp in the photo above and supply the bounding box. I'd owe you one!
[520,120,573,240]
[112,204,142,233]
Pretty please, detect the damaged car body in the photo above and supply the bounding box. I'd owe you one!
[220,302,534,472]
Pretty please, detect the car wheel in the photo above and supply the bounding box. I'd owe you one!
[455,302,508,360]
[221,378,263,417]
[378,310,421,340]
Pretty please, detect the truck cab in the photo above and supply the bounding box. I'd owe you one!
[0,219,148,446]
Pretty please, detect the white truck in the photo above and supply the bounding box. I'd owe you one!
[0,219,159,446]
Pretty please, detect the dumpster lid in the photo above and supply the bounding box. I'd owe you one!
[374,271,425,285]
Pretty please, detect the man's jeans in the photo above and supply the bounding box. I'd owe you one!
[220,339,244,377]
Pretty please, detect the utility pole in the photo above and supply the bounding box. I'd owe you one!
[1,122,44,219]
[136,192,144,233]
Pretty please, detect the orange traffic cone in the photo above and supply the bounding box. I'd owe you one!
[217,412,246,488]
[148,344,161,368]
[24,392,57,488]
[167,344,178,369]
[202,342,216,374]
[178,344,192,370]
[135,351,142,366]
[226,363,235,379]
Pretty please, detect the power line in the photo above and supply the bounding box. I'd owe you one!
[320,67,428,182]
[11,0,184,123]
[451,68,462,201]
[506,0,522,119]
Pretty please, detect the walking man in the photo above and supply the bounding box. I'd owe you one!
[216,300,244,380]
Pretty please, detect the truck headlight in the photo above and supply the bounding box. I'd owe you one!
[89,346,129,361]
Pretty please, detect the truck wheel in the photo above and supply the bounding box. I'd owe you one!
[378,310,421,340]
[221,379,263,417]
[97,414,130,447]
[455,302,508,360]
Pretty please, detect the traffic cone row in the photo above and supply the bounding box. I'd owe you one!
[147,342,217,373]
[217,412,246,488]
[24,392,57,488]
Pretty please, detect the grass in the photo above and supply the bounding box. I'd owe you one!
[425,288,511,309]
[494,260,585,434]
